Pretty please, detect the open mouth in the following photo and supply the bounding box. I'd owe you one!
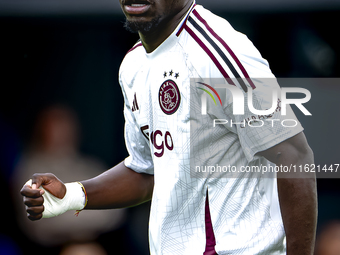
[123,1,152,15]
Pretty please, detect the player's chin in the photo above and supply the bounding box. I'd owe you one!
[124,15,161,34]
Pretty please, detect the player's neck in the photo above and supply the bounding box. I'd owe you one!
[138,1,192,53]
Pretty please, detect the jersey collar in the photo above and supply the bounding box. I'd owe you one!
[145,0,196,59]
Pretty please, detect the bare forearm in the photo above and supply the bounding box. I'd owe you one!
[277,176,317,255]
[81,161,154,209]
[276,147,317,255]
[259,133,317,255]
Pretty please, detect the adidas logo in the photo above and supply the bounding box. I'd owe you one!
[131,93,139,112]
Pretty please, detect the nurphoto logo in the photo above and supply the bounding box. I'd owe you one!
[198,82,311,116]
[194,78,312,129]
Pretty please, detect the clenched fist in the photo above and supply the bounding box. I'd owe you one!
[20,173,85,221]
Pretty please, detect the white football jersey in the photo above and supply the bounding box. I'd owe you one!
[119,2,303,254]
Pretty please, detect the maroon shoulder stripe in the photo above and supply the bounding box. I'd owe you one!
[126,42,143,55]
[176,3,197,37]
[192,9,256,89]
[184,24,234,85]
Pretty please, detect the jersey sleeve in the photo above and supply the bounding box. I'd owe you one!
[224,34,304,162]
[228,80,304,163]
[120,80,154,175]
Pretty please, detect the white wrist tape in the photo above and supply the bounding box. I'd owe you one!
[25,179,85,218]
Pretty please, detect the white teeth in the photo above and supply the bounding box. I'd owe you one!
[131,3,146,6]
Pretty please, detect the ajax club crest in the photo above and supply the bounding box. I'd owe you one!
[159,79,180,115]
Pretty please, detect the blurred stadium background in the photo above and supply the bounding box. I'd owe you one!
[0,0,339,254]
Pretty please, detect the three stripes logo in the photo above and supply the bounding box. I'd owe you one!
[197,82,222,106]
[131,93,139,112]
